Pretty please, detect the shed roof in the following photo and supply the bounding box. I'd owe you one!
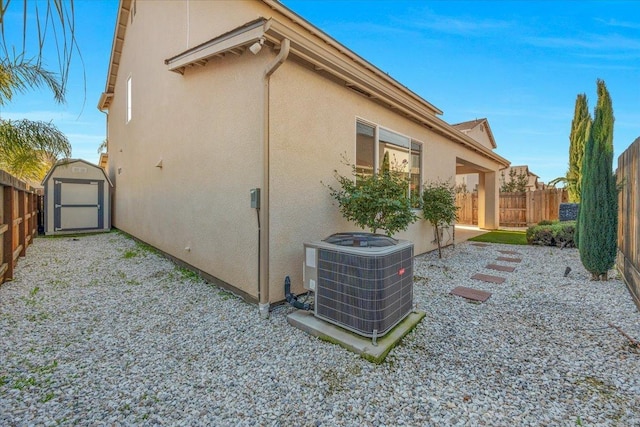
[41,159,114,187]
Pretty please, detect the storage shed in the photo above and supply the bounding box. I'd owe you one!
[42,159,113,235]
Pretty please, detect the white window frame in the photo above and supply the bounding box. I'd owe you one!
[355,118,423,204]
[126,75,132,123]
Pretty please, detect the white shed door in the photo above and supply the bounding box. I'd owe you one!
[54,179,104,231]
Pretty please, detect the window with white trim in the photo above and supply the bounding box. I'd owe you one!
[126,76,132,123]
[356,120,423,205]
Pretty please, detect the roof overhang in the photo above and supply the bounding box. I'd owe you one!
[165,19,267,73]
[98,0,132,112]
[164,16,509,168]
[99,152,109,169]
[101,0,508,168]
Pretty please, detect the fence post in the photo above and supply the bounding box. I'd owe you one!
[2,186,15,282]
[18,190,26,257]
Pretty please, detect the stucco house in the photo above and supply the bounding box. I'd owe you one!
[499,165,545,191]
[453,118,497,192]
[98,0,509,316]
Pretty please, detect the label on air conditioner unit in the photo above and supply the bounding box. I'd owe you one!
[309,279,316,291]
[305,248,316,268]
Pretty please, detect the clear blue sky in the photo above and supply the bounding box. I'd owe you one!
[2,1,639,184]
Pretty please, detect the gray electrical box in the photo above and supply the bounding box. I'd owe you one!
[250,188,260,209]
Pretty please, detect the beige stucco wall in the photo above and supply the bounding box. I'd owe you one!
[105,0,505,303]
[268,61,503,299]
[44,161,111,235]
[465,125,494,150]
[106,0,277,299]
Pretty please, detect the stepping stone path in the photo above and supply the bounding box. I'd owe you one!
[498,250,520,255]
[450,286,491,302]
[486,263,516,273]
[496,256,522,263]
[456,243,526,301]
[470,273,506,284]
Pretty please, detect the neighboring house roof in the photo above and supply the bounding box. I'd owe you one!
[98,0,509,168]
[41,159,114,187]
[499,165,544,190]
[451,118,497,149]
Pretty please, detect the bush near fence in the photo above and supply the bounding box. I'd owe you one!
[0,170,40,285]
[526,221,576,248]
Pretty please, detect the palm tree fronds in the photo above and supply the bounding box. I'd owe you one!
[0,59,65,104]
[0,118,71,181]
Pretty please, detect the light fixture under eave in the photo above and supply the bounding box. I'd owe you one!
[249,38,265,55]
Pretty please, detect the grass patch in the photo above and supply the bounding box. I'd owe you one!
[468,230,527,245]
[122,249,138,259]
[177,266,200,282]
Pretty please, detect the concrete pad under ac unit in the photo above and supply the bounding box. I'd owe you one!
[287,310,426,364]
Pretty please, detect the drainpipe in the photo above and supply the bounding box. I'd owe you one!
[259,38,290,319]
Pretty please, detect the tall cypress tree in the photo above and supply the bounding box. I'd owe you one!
[577,79,617,280]
[566,94,592,203]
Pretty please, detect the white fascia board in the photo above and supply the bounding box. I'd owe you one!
[165,20,266,73]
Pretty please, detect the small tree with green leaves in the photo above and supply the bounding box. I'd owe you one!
[500,168,529,193]
[421,180,458,258]
[327,156,417,236]
[577,79,617,280]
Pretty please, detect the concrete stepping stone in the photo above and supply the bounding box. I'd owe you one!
[498,250,520,255]
[471,273,506,284]
[496,256,522,263]
[486,263,516,273]
[450,286,492,302]
[471,243,490,247]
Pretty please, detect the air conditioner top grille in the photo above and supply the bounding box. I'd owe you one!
[323,232,398,248]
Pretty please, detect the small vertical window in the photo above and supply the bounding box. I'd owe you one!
[356,122,375,181]
[126,76,132,123]
[410,141,422,207]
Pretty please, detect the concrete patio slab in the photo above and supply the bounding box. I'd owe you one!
[287,310,426,364]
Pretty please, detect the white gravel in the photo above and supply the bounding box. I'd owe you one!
[0,231,639,426]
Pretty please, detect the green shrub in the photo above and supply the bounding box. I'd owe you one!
[553,222,576,248]
[538,219,554,226]
[421,179,458,258]
[526,221,576,248]
[326,156,418,236]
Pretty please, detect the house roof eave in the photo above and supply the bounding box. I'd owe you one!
[164,18,267,73]
[260,0,443,116]
[98,0,132,112]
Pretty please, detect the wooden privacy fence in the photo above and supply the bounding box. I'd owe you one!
[0,170,39,285]
[617,137,640,309]
[456,188,568,227]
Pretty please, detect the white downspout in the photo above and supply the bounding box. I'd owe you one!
[259,38,290,319]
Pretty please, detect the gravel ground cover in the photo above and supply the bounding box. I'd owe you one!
[1,231,639,426]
